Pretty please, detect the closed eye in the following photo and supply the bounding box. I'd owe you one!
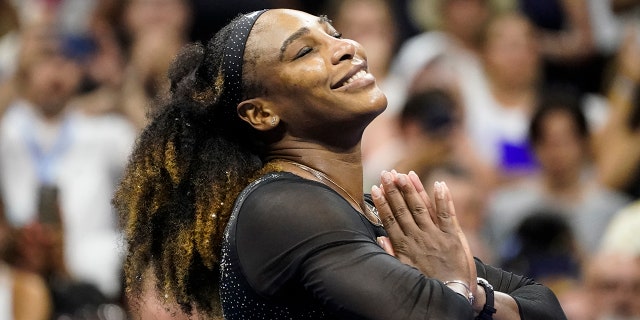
[292,31,342,60]
[295,47,313,59]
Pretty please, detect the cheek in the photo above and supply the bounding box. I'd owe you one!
[291,59,326,87]
[27,65,56,90]
[270,60,327,95]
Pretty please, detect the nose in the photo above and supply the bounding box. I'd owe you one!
[331,38,357,65]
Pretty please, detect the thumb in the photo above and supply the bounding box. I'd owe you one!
[377,236,396,256]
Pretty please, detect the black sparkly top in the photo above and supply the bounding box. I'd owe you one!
[220,172,567,319]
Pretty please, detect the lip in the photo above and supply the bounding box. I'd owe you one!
[331,60,371,90]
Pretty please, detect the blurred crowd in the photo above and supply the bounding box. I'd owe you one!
[0,0,638,319]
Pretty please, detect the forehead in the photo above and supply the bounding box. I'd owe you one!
[248,9,325,58]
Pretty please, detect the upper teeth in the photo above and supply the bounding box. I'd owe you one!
[344,70,367,85]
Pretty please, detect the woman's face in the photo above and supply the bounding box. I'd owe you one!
[482,14,540,88]
[124,0,191,38]
[533,110,585,176]
[20,29,83,117]
[246,9,387,140]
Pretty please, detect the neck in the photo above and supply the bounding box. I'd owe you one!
[40,109,65,123]
[267,147,365,208]
[489,80,536,110]
[273,155,382,226]
[543,170,582,200]
[26,98,67,123]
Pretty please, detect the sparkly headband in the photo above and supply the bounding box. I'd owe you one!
[220,9,269,107]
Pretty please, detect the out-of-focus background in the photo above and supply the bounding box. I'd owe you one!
[0,0,638,319]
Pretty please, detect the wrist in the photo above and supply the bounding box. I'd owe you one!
[472,284,486,313]
[475,277,496,320]
[443,280,474,305]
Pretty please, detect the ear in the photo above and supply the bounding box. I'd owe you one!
[237,98,279,131]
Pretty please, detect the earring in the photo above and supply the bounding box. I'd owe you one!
[270,116,278,127]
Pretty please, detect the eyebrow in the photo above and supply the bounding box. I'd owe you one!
[279,16,332,61]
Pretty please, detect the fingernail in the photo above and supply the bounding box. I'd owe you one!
[391,169,398,175]
[371,185,382,198]
[377,236,385,247]
[434,181,444,199]
[408,171,422,185]
[397,174,408,186]
[382,171,392,184]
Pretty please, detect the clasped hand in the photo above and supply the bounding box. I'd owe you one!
[371,170,478,298]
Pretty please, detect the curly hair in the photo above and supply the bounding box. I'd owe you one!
[113,13,277,318]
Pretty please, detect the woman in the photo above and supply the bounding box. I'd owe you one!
[114,9,566,319]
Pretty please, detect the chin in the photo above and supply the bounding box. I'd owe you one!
[369,89,388,114]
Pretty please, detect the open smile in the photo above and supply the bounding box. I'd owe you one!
[331,60,375,90]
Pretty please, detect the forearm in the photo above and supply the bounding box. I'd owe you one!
[301,243,475,319]
[493,292,520,320]
[539,0,594,61]
[611,0,640,13]
[472,285,520,320]
[594,73,640,190]
[596,135,640,190]
[539,30,592,61]
[476,259,567,319]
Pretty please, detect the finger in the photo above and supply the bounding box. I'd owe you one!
[441,181,462,233]
[395,172,436,231]
[407,171,429,204]
[371,183,404,237]
[408,171,438,226]
[433,181,457,234]
[443,182,477,291]
[379,171,416,234]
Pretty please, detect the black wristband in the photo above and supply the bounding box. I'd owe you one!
[476,277,496,320]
